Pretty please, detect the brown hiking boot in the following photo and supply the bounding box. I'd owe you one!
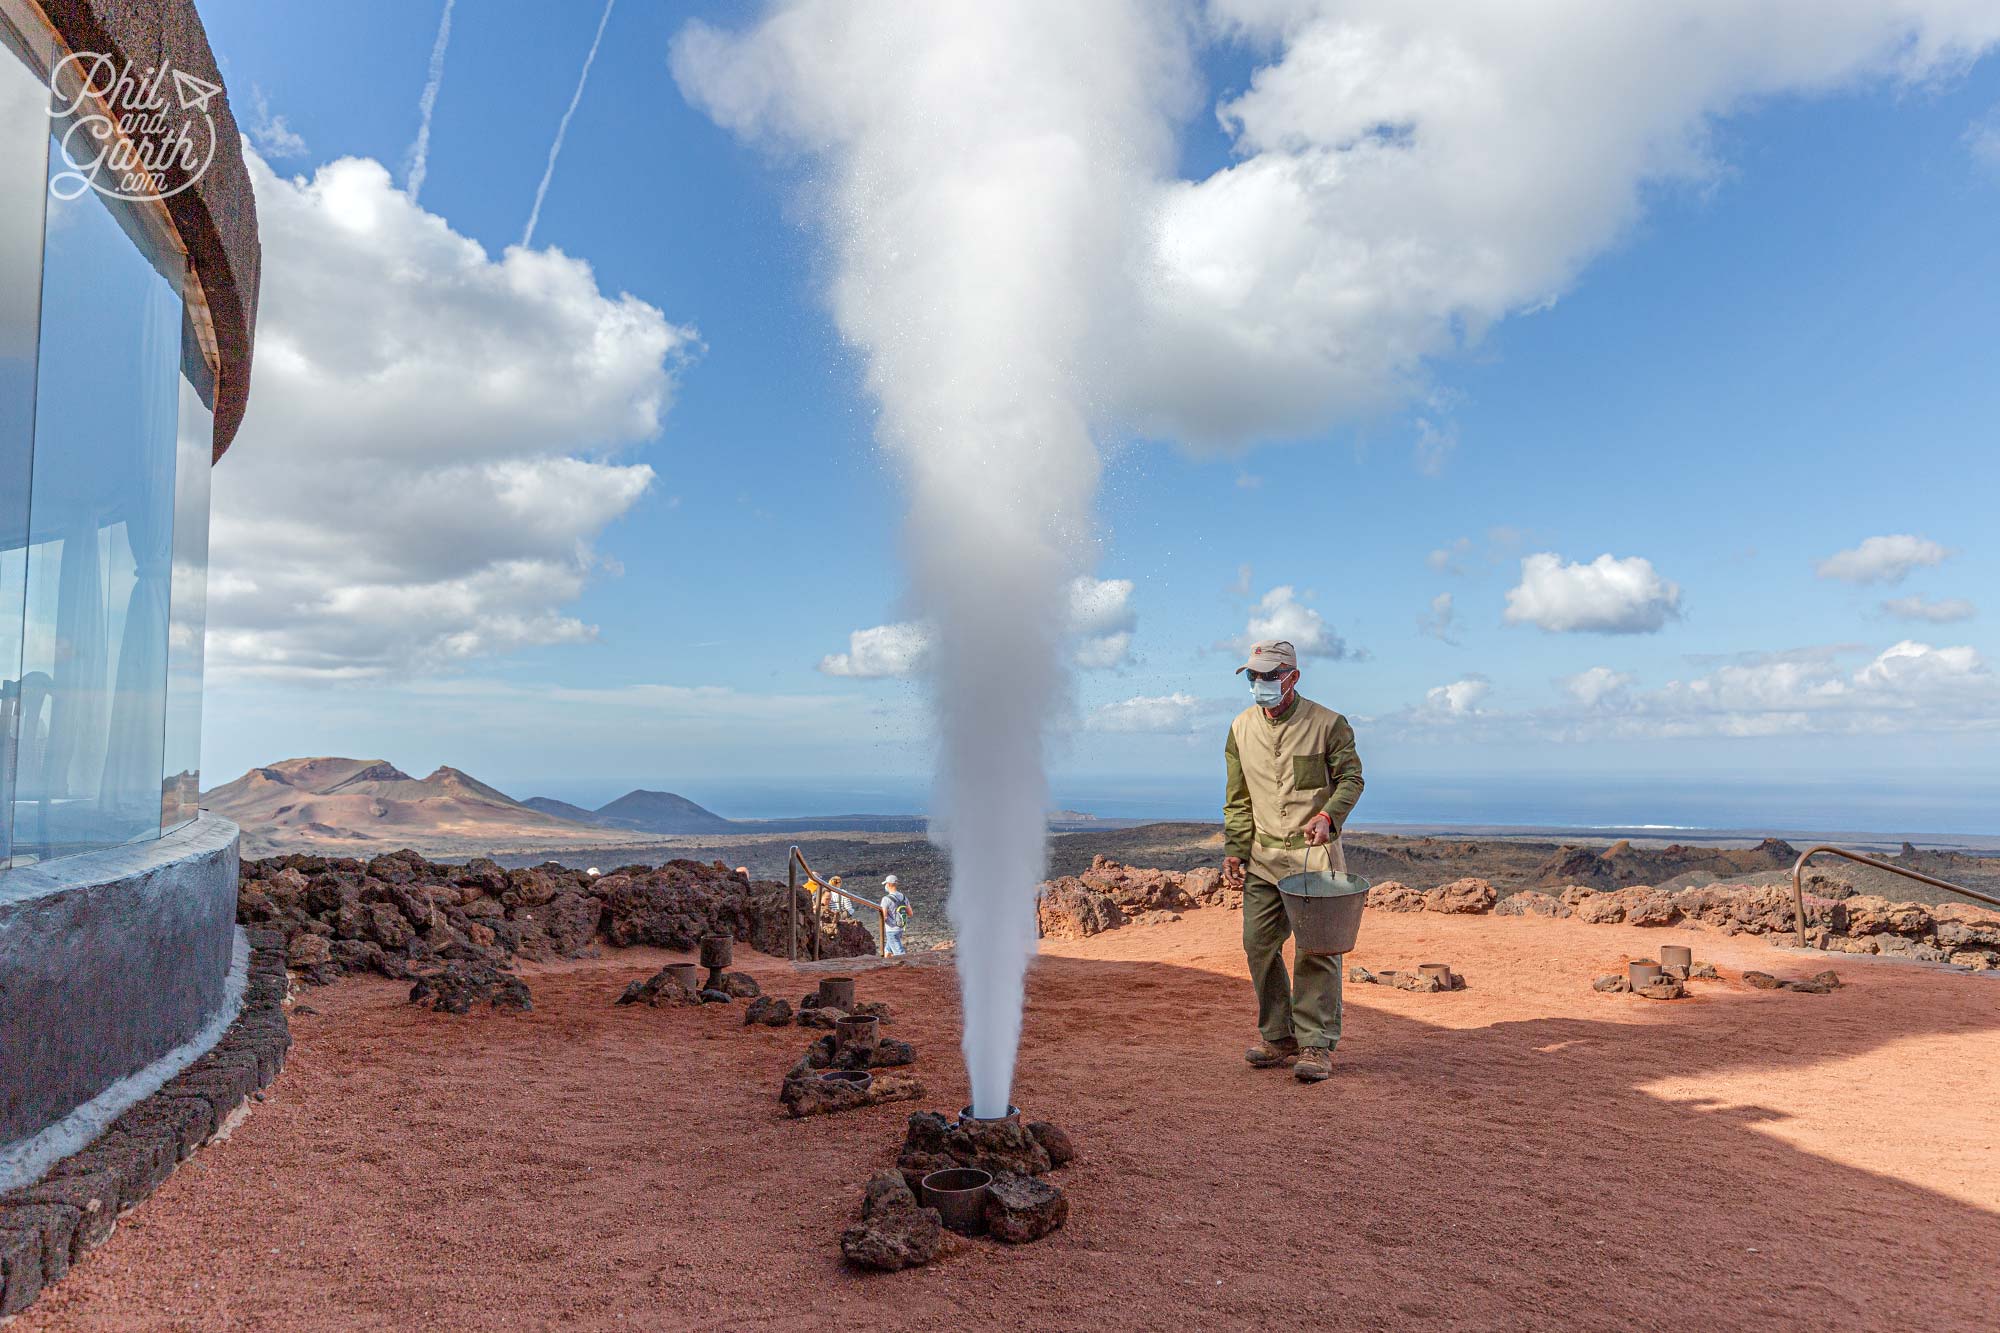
[1245,1036,1299,1068]
[1294,1046,1335,1082]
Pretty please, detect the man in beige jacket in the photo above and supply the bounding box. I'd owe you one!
[1222,639,1365,1083]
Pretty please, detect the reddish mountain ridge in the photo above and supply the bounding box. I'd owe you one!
[202,758,674,857]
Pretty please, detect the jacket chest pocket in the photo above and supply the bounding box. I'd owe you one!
[1293,753,1329,789]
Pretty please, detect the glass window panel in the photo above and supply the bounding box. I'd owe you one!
[0,38,49,870]
[161,334,212,834]
[15,138,183,859]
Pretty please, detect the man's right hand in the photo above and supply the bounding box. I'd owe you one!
[1222,855,1246,890]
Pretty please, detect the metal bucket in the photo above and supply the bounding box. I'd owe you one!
[835,1014,880,1056]
[920,1168,992,1236]
[1277,847,1369,957]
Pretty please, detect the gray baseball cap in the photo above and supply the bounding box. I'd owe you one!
[1235,639,1298,674]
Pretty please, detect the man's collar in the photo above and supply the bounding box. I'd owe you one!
[1261,694,1300,723]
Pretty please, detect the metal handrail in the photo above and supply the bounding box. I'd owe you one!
[1790,844,2000,948]
[786,845,888,961]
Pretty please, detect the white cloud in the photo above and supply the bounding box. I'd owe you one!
[1242,584,1350,660]
[1504,553,1681,635]
[1816,534,1951,585]
[820,577,1138,678]
[1853,639,1983,692]
[1419,676,1490,718]
[678,1,2000,463]
[1637,641,1994,736]
[1559,666,1636,709]
[207,153,695,681]
[1397,641,1997,740]
[1413,417,1457,477]
[246,86,308,160]
[818,622,932,679]
[1967,104,2000,173]
[1881,594,1976,623]
[1086,691,1205,734]
[1418,591,1458,645]
[1426,538,1471,576]
[1122,0,2000,446]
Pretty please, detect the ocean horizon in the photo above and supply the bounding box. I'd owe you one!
[508,771,2000,842]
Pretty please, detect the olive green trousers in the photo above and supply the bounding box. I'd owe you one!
[1242,876,1343,1049]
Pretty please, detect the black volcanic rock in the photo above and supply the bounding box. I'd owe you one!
[1531,837,1800,890]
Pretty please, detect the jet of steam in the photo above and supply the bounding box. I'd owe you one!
[674,1,1187,1115]
[675,0,2000,1118]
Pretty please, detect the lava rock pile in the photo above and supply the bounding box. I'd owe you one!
[235,849,876,991]
[1743,968,1844,995]
[778,982,923,1118]
[840,1112,1075,1269]
[1347,963,1465,994]
[614,965,760,1008]
[408,961,532,1014]
[1035,856,1236,940]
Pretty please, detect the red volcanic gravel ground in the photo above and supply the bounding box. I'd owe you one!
[19,908,2000,1331]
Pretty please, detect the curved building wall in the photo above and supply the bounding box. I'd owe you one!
[0,0,258,1175]
[0,9,212,868]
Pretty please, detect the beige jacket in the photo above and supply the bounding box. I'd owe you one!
[1224,695,1365,886]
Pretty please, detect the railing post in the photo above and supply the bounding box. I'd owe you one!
[788,853,797,962]
[1791,851,1813,950]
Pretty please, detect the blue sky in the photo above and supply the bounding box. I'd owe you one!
[191,1,2000,827]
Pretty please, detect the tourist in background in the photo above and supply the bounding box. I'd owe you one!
[880,875,912,955]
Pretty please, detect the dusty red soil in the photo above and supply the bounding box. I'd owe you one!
[21,908,2000,1331]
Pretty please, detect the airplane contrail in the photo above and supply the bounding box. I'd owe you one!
[406,0,456,202]
[521,0,617,248]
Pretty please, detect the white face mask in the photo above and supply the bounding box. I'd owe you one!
[1250,675,1288,707]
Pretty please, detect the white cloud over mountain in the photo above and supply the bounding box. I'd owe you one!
[207,153,694,681]
[1504,553,1682,635]
[1816,534,1951,585]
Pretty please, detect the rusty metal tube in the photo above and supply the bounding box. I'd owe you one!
[785,845,892,959]
[1790,844,2000,948]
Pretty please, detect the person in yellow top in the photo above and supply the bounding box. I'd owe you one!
[1222,639,1365,1083]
